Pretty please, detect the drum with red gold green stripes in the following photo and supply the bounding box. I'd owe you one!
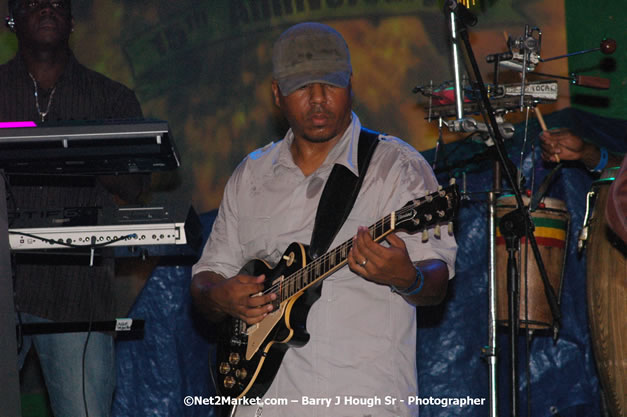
[496,210,568,248]
[495,195,570,329]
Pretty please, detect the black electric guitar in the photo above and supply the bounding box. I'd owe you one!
[214,184,460,399]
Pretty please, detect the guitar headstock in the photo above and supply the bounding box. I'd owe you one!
[394,183,460,235]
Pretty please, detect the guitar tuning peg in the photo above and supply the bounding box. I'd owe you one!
[448,221,454,235]
[434,225,441,238]
[422,230,429,242]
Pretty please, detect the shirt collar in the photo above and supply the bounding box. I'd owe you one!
[272,112,361,177]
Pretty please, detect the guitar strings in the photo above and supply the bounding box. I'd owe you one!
[245,188,452,326]
[261,199,432,299]
[257,185,452,300]
[259,209,407,299]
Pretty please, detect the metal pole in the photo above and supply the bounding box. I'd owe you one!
[449,2,465,121]
[487,162,501,417]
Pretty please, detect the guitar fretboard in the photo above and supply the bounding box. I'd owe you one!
[266,212,396,303]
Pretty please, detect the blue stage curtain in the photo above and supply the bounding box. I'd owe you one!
[418,107,626,417]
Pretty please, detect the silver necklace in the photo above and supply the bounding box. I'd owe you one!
[28,73,57,122]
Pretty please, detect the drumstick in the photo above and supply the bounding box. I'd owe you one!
[534,107,547,131]
[535,107,560,162]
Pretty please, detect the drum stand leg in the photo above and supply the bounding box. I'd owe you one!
[500,209,526,417]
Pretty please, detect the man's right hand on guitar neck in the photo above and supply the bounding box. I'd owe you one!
[191,271,277,324]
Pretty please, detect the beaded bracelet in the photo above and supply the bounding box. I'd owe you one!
[591,147,608,173]
[391,266,425,296]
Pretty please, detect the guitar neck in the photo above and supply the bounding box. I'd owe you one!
[272,212,396,303]
[265,184,459,304]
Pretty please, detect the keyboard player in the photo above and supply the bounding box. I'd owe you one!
[1,1,149,416]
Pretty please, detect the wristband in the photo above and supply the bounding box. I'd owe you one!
[591,147,608,173]
[391,266,424,296]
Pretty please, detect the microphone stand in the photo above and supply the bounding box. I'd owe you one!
[445,2,561,417]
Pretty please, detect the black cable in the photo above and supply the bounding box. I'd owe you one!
[8,231,138,248]
[207,351,220,395]
[81,267,95,417]
[11,247,24,354]
[16,310,24,354]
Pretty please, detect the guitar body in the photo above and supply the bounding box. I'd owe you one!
[215,242,321,399]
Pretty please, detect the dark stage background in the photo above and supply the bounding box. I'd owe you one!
[0,0,588,212]
[2,1,623,212]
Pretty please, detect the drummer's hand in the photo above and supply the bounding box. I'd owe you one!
[540,128,599,168]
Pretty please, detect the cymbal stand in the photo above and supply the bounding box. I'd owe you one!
[445,2,561,417]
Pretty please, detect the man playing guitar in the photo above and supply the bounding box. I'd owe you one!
[191,22,457,417]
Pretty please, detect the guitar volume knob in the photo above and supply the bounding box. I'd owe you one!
[229,352,240,365]
[223,376,236,389]
[235,368,248,380]
[219,362,231,375]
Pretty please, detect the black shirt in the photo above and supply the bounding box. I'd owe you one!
[0,52,143,321]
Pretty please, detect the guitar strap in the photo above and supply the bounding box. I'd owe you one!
[308,127,380,259]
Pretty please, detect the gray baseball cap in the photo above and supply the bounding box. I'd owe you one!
[272,22,352,96]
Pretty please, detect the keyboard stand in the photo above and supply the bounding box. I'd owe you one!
[0,171,22,417]
[16,318,145,339]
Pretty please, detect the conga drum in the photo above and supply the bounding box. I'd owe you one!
[584,166,626,417]
[495,195,569,329]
